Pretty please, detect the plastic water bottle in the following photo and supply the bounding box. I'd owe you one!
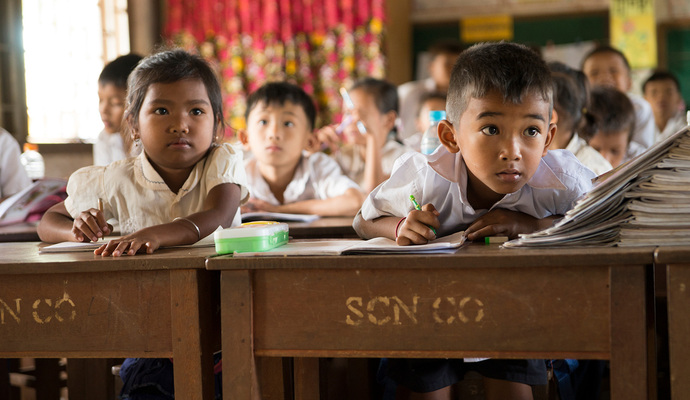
[20,143,45,181]
[420,110,446,155]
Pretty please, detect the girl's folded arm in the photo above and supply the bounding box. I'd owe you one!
[38,202,82,243]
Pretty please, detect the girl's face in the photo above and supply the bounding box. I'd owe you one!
[98,83,127,134]
[134,78,216,175]
[344,88,396,146]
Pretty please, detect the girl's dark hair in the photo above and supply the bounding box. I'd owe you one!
[549,61,590,136]
[245,82,317,130]
[350,77,399,115]
[580,86,635,142]
[124,49,225,139]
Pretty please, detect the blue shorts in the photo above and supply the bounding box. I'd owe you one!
[384,358,547,393]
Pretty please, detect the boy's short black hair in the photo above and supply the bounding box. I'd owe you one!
[350,77,399,115]
[446,42,553,125]
[581,86,635,143]
[581,45,631,71]
[99,53,143,89]
[642,70,681,93]
[245,82,317,130]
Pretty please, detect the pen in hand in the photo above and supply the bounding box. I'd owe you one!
[409,195,437,235]
[97,198,104,241]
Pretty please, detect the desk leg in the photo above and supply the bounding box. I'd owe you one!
[609,265,652,400]
[222,270,260,400]
[667,264,690,399]
[170,269,215,400]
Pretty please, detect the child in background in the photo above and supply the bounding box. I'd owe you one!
[581,45,655,153]
[0,127,32,201]
[38,49,248,257]
[581,86,638,168]
[354,42,595,400]
[238,82,364,216]
[317,77,412,193]
[94,53,143,166]
[643,70,688,143]
[398,40,463,140]
[403,91,448,151]
[548,61,612,175]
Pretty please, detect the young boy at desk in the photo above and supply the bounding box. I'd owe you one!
[238,82,364,216]
[354,42,596,399]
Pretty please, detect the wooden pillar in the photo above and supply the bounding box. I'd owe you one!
[385,0,412,85]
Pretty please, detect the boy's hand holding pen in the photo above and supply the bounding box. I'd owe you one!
[71,198,112,243]
[395,195,440,246]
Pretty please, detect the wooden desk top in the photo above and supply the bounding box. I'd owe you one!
[653,246,690,264]
[288,217,356,239]
[207,242,657,270]
[0,223,40,242]
[0,242,215,274]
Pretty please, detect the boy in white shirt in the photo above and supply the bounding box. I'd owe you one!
[354,42,595,400]
[238,82,364,216]
[581,45,655,151]
[642,70,688,143]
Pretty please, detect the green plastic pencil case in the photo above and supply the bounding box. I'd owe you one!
[213,221,289,254]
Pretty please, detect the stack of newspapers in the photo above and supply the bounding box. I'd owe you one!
[505,123,690,248]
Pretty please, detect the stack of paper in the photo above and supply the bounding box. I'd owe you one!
[505,125,690,248]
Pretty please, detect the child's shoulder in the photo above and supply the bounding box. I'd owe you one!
[539,149,596,191]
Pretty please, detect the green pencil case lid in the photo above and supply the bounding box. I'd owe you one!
[214,221,289,254]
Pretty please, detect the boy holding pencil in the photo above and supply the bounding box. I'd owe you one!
[354,42,595,399]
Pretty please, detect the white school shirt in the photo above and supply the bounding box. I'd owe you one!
[244,151,361,205]
[0,128,31,198]
[565,134,613,176]
[360,146,595,237]
[335,138,413,189]
[628,93,656,150]
[93,130,135,166]
[65,143,249,235]
[656,111,688,143]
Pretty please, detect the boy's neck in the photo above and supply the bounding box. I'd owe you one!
[258,161,300,204]
[466,172,505,210]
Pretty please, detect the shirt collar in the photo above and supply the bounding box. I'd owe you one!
[134,150,206,193]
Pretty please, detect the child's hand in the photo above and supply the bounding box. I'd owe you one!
[396,203,440,245]
[464,209,541,241]
[94,231,160,257]
[241,198,278,214]
[312,125,343,154]
[71,208,112,242]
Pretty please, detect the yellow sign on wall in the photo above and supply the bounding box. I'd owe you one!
[461,15,514,43]
[610,0,657,69]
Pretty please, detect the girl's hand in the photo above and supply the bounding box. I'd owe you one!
[396,203,440,245]
[464,209,543,241]
[94,230,161,257]
[71,208,112,242]
[312,125,343,154]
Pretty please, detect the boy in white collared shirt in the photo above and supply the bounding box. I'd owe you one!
[239,82,364,216]
[354,42,595,400]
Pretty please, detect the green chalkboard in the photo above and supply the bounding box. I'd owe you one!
[667,28,690,109]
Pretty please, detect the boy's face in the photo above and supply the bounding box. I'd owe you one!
[416,97,447,134]
[644,79,683,122]
[583,52,631,92]
[242,100,312,169]
[344,88,396,147]
[428,52,458,92]
[98,82,127,134]
[438,90,555,206]
[589,130,629,168]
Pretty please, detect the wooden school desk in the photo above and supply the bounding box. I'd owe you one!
[207,243,657,400]
[0,242,218,400]
[657,246,690,400]
[0,223,40,242]
[287,217,357,239]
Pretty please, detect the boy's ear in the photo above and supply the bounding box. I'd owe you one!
[438,120,460,153]
[236,129,249,146]
[543,121,557,156]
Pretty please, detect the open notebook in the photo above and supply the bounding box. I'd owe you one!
[230,231,467,257]
[38,234,216,254]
